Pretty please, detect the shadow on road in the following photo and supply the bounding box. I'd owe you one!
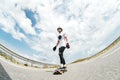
[0,63,12,80]
[46,70,54,73]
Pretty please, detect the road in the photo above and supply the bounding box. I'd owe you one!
[0,42,120,80]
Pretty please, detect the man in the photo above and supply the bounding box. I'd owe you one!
[53,27,70,69]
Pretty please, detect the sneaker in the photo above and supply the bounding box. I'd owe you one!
[63,66,67,69]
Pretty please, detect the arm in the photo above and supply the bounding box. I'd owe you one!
[53,40,59,51]
[65,36,70,49]
[56,40,60,47]
[65,36,68,43]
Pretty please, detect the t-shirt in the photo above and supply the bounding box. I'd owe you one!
[58,32,67,48]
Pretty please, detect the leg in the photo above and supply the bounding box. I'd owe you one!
[59,53,66,65]
[59,47,66,66]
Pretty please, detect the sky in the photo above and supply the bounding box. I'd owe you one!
[0,0,120,64]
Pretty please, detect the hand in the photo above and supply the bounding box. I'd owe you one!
[53,46,57,51]
[66,43,70,49]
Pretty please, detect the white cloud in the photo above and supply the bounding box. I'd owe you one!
[0,10,26,40]
[0,0,36,35]
[0,0,120,63]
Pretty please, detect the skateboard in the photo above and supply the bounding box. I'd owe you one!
[53,67,67,75]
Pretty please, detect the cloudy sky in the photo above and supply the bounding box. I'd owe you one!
[0,0,120,64]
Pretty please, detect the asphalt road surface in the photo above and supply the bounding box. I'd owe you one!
[0,42,120,80]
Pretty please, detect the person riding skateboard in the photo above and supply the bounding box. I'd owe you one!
[53,27,70,69]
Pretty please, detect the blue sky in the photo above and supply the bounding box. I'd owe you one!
[0,28,36,57]
[0,0,120,64]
